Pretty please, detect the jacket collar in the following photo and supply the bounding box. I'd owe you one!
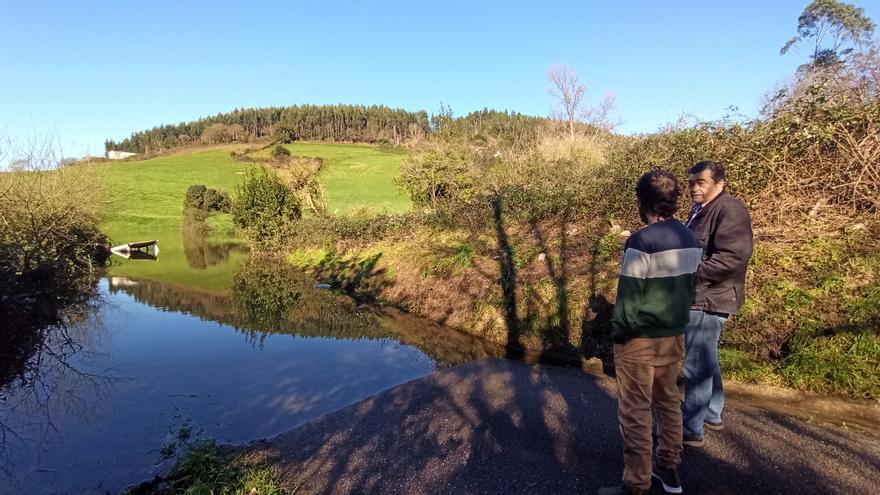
[697,189,728,211]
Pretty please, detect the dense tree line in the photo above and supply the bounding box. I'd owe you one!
[105,104,431,154]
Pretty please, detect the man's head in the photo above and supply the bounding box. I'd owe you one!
[688,161,726,205]
[635,169,681,224]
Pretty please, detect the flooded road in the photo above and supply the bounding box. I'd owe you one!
[0,234,501,494]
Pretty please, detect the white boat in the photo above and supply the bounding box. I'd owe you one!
[110,240,159,260]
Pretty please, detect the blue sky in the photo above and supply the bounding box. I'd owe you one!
[2,1,879,157]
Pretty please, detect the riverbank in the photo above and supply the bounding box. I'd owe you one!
[244,358,880,494]
[285,212,880,401]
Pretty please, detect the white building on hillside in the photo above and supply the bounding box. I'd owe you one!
[108,150,137,160]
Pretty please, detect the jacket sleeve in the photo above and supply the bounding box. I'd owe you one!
[698,200,753,284]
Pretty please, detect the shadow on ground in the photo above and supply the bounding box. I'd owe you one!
[248,359,880,495]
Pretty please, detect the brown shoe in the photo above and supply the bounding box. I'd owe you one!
[682,434,704,447]
[704,420,724,431]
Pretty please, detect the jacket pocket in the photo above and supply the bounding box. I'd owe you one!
[705,285,736,312]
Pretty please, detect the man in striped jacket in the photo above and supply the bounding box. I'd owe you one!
[600,170,701,495]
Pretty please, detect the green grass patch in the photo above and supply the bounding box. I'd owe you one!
[84,150,252,292]
[128,440,290,495]
[86,143,408,292]
[283,142,411,215]
[719,348,783,385]
[96,150,250,236]
[287,247,330,269]
[781,331,880,400]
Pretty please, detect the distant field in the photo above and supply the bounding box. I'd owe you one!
[284,142,411,215]
[96,149,250,236]
[86,143,410,291]
[97,143,410,230]
[87,149,251,292]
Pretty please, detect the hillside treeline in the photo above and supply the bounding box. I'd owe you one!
[104,104,431,154]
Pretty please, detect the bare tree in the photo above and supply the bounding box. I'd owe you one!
[547,65,586,139]
[583,92,621,131]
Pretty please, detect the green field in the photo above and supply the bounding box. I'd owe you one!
[91,150,250,292]
[284,142,411,215]
[91,143,408,291]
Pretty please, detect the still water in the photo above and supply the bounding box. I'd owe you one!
[0,235,501,494]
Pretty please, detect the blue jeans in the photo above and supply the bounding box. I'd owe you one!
[682,310,726,438]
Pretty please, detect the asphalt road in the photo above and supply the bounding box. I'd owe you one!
[249,358,880,495]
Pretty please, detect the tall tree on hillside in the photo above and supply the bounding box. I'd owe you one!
[547,64,586,139]
[781,0,876,67]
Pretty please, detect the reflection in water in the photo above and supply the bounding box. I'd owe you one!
[182,209,249,270]
[109,259,503,367]
[0,272,100,392]
[0,277,113,489]
[0,254,504,494]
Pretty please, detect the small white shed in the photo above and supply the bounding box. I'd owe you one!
[108,150,137,160]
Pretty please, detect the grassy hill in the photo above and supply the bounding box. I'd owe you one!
[93,149,251,292]
[89,143,408,292]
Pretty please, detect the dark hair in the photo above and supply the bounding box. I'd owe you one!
[688,160,726,183]
[635,169,681,219]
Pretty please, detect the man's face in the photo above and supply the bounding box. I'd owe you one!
[688,169,725,205]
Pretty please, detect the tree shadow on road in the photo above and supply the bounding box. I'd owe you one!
[248,359,880,494]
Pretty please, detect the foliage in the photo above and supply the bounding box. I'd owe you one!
[106,104,430,154]
[0,163,110,297]
[184,185,208,209]
[0,143,110,392]
[125,441,290,495]
[200,123,246,145]
[781,0,875,67]
[397,141,473,210]
[185,184,231,212]
[230,167,301,242]
[781,330,880,399]
[232,260,303,334]
[203,187,231,212]
[272,124,298,144]
[270,144,291,160]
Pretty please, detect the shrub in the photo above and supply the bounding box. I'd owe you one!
[272,124,298,144]
[203,188,231,212]
[230,167,301,242]
[185,185,230,212]
[185,184,208,209]
[270,144,291,162]
[0,157,110,391]
[397,141,474,210]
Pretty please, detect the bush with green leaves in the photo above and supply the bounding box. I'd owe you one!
[230,167,301,242]
[270,144,291,160]
[184,185,208,209]
[185,184,231,212]
[272,124,298,144]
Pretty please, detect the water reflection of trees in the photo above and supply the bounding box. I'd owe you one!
[0,276,112,480]
[182,208,249,270]
[1,271,100,395]
[111,259,504,368]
